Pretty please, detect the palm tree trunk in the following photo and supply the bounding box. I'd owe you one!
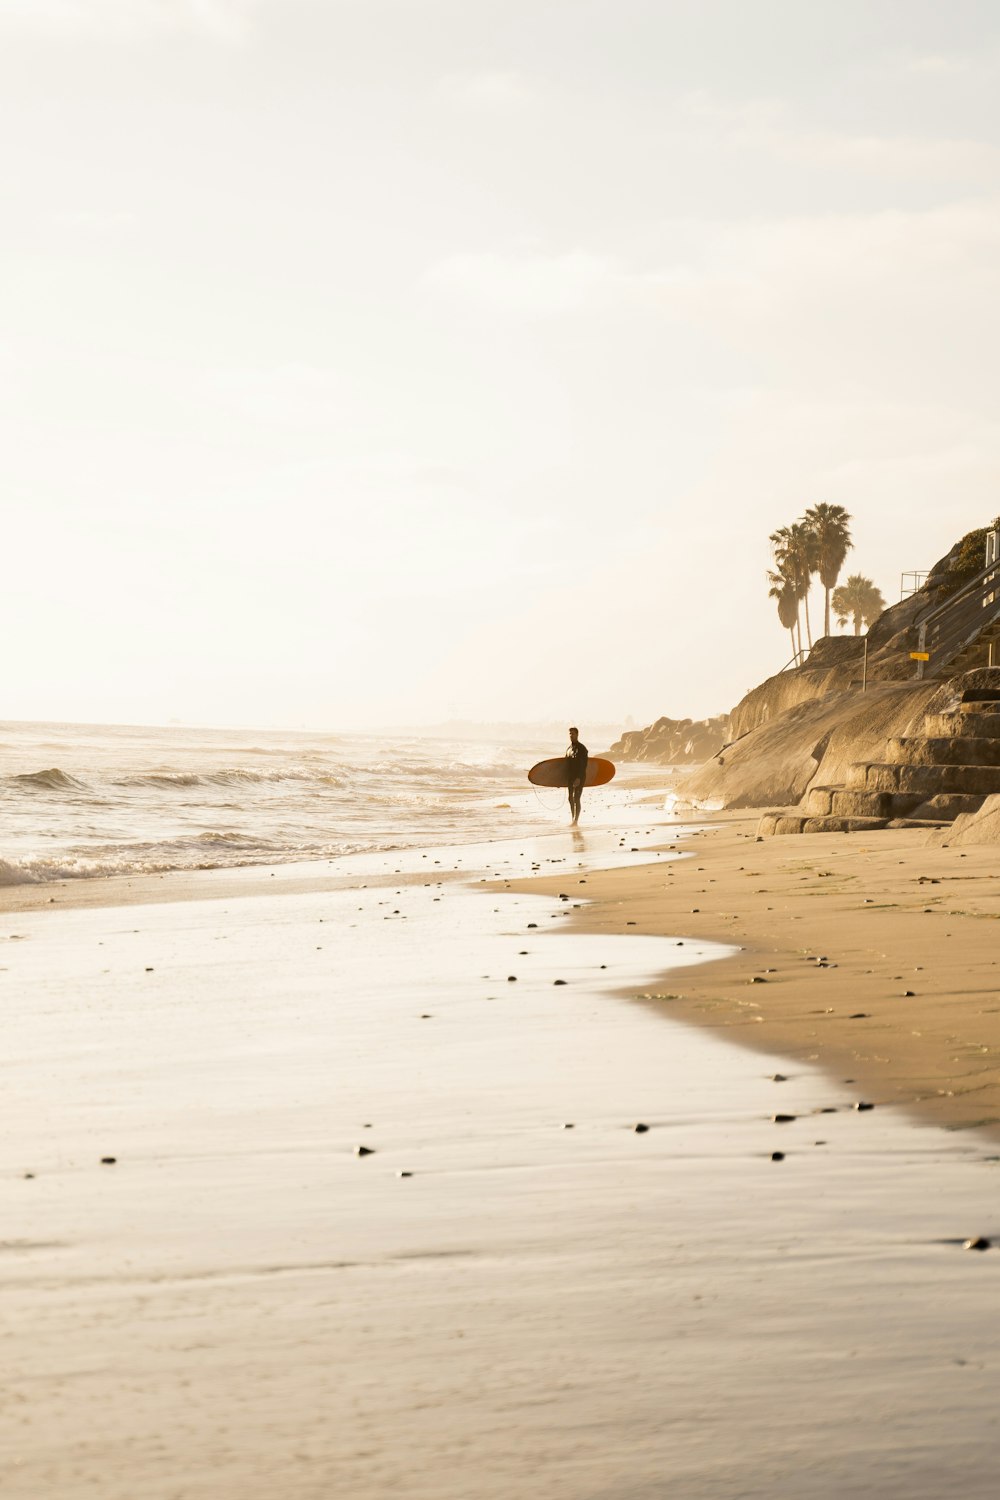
[853,611,861,636]
[803,590,813,648]
[824,587,831,639]
[789,626,797,663]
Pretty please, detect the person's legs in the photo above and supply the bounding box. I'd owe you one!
[569,780,582,822]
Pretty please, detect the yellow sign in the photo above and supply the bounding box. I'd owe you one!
[910,651,930,661]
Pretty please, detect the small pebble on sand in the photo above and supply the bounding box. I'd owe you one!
[963,1236,990,1251]
[355,1145,375,1157]
[100,1156,117,1165]
[633,1122,650,1133]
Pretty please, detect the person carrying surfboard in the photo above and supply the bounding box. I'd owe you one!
[566,727,588,824]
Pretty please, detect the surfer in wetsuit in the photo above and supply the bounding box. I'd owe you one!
[566,727,588,824]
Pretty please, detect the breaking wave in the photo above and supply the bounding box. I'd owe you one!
[8,767,88,792]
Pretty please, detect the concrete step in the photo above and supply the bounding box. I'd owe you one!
[757,808,950,838]
[885,736,1000,767]
[828,788,912,819]
[802,785,840,816]
[849,762,1000,797]
[923,712,1000,738]
[757,810,891,837]
[803,816,891,834]
[757,812,807,837]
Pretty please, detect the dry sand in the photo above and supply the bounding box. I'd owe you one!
[5,812,1000,1498]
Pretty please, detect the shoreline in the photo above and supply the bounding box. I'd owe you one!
[8,791,1000,1139]
[8,792,1000,1496]
[506,808,1000,1138]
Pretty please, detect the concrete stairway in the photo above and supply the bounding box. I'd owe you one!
[758,693,1000,837]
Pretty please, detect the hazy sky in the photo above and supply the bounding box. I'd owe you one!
[4,0,1000,730]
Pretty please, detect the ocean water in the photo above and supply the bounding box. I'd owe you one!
[0,720,605,885]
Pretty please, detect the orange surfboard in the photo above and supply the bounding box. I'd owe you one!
[527,756,616,789]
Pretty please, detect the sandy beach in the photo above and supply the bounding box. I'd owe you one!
[4,799,1000,1498]
[535,811,1000,1137]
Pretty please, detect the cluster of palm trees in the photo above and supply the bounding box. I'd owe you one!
[768,504,886,664]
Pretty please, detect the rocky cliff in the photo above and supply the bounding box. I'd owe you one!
[613,526,997,809]
[607,714,730,765]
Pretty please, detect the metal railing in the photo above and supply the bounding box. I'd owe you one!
[913,557,1000,679]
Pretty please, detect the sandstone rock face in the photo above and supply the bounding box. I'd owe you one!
[684,680,939,810]
[614,547,1000,802]
[606,714,730,765]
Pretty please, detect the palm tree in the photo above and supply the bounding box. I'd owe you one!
[768,568,800,662]
[832,575,886,635]
[770,522,818,649]
[804,502,852,638]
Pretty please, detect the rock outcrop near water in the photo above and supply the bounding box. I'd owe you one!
[607,714,730,765]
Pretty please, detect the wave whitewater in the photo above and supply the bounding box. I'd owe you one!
[0,723,544,887]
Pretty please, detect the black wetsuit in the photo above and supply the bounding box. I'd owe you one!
[566,740,588,821]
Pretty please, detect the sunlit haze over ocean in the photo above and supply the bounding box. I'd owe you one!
[3,1,998,731]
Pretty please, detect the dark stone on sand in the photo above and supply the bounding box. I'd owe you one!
[964,1236,991,1251]
[24,1172,34,1179]
[903,990,916,997]
[527,923,538,929]
[770,1074,787,1082]
[396,1170,413,1179]
[633,1122,650,1133]
[507,975,517,982]
[691,908,700,913]
[849,1013,870,1019]
[772,1114,796,1124]
[554,979,567,985]
[100,1156,117,1165]
[771,1151,785,1162]
[854,1101,875,1111]
[145,967,153,972]
[750,976,768,984]
[355,1145,375,1157]
[562,1122,575,1129]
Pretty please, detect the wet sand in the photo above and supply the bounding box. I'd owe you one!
[526,811,1000,1136]
[4,810,1000,1497]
